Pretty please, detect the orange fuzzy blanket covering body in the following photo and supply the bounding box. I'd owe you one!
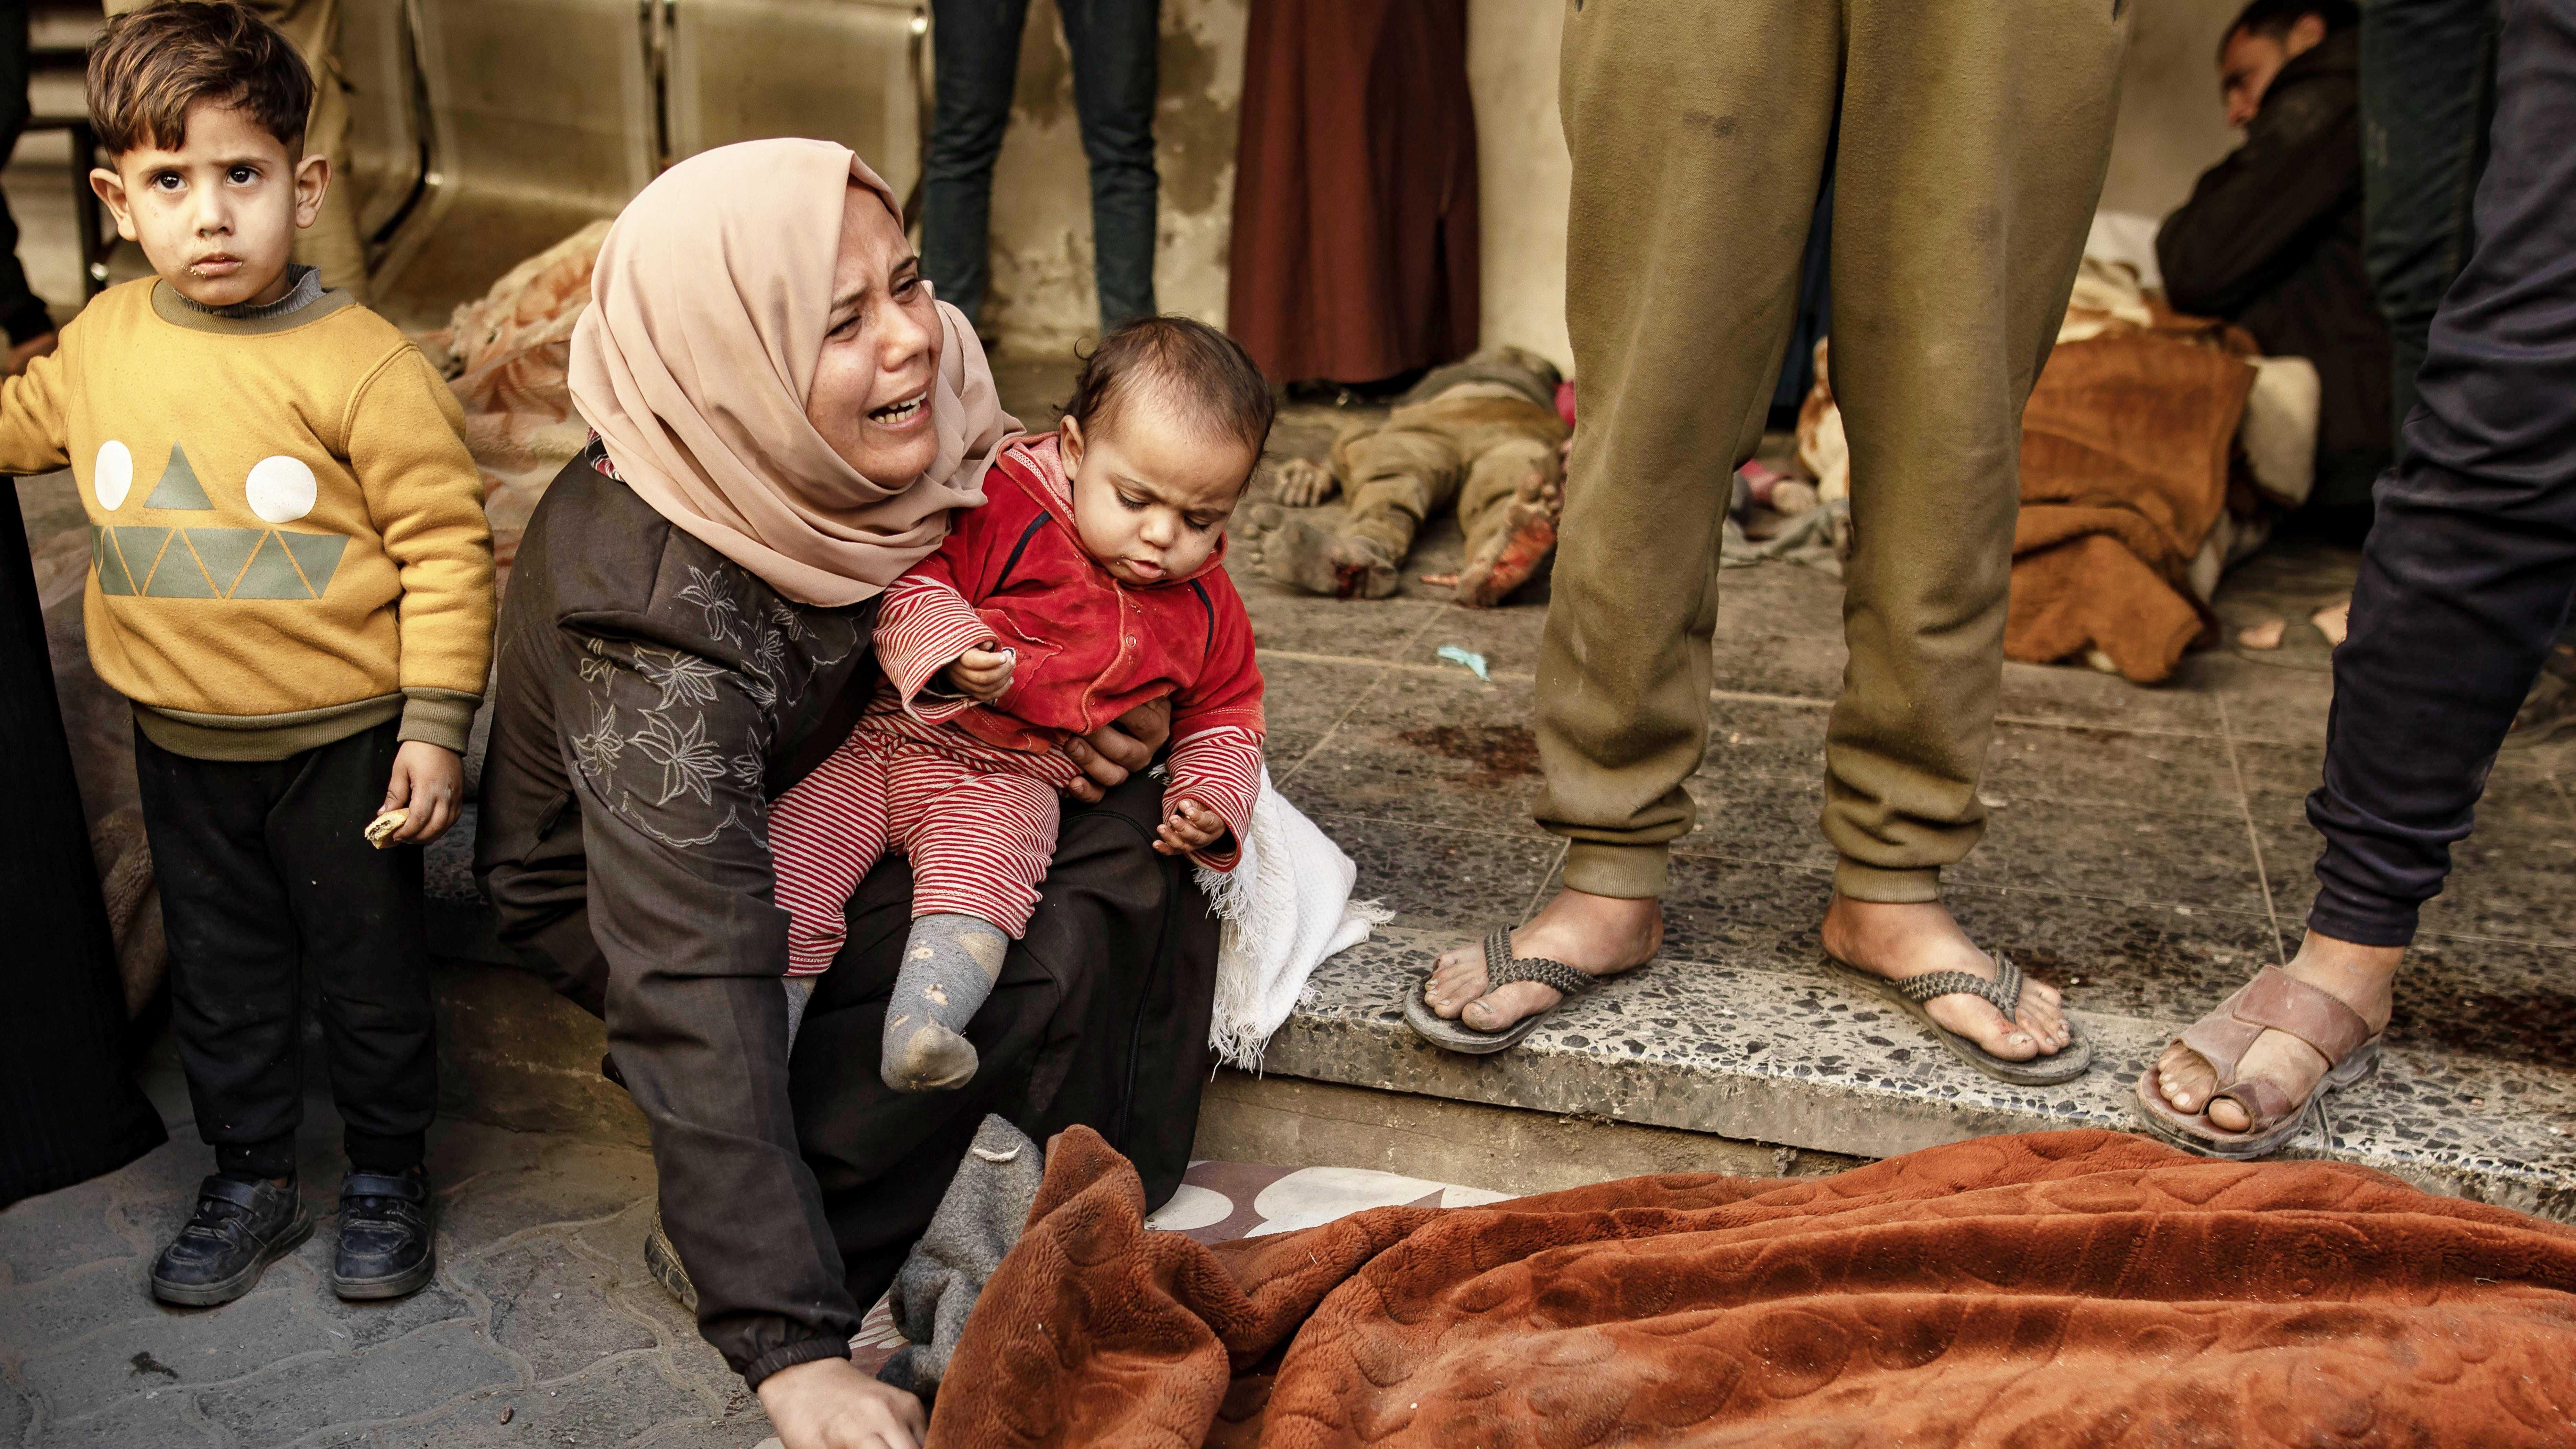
[932,1127,2576,1448]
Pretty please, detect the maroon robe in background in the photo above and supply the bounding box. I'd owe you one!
[1227,0,1480,385]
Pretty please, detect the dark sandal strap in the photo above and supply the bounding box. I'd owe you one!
[1481,927,1602,998]
[1894,954,2025,1020]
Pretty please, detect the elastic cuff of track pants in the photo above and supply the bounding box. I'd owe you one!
[741,1336,861,1392]
[2304,898,2418,951]
[1832,858,1942,905]
[216,1134,298,1179]
[344,1128,427,1176]
[1562,841,1668,899]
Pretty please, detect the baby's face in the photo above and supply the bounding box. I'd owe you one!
[1063,407,1252,586]
[93,101,324,309]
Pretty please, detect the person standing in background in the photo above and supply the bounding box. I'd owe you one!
[0,1,60,374]
[1225,0,1478,388]
[920,0,1157,341]
[104,0,367,301]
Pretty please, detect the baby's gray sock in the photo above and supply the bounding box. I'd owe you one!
[781,976,817,1052]
[882,914,1008,1093]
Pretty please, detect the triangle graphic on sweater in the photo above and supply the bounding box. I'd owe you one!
[184,528,262,597]
[229,531,314,599]
[278,530,348,596]
[144,444,213,511]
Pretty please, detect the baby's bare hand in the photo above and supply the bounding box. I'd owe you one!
[1152,797,1230,856]
[946,645,1015,702]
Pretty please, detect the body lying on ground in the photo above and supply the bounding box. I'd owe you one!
[1236,347,1567,605]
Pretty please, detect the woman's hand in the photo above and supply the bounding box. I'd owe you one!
[1153,796,1230,856]
[380,742,464,845]
[1061,697,1172,803]
[756,1358,925,1449]
[944,645,1016,702]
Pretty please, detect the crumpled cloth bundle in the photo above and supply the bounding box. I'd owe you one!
[929,1126,2576,1448]
[1196,765,1386,1070]
[425,220,613,592]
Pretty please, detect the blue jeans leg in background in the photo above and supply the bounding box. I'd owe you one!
[922,0,1033,334]
[1059,0,1159,329]
[922,0,1158,336]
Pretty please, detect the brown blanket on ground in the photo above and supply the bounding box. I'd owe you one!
[2007,332,2252,683]
[933,1127,2576,1447]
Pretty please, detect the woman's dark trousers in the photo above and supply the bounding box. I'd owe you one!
[2311,0,2576,945]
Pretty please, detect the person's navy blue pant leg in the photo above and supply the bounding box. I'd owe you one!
[922,0,1157,333]
[2310,0,2576,944]
[2360,0,2499,460]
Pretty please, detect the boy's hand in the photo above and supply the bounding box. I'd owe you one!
[944,645,1015,702]
[1153,796,1231,856]
[381,742,464,845]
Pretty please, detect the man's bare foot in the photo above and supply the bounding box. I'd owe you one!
[1455,475,1561,607]
[1271,457,1340,507]
[1820,895,2071,1061]
[1423,888,1661,1032]
[2152,932,2397,1132]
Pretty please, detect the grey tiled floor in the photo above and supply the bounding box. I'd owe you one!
[0,1053,767,1449]
[1221,439,2576,1066]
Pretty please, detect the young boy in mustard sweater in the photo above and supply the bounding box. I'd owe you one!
[0,2,492,1305]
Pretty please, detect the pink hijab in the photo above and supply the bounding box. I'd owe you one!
[568,139,1019,607]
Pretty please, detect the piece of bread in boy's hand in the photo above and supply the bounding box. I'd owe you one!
[364,808,409,849]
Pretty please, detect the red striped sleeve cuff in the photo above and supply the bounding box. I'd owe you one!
[1167,724,1265,871]
[875,577,996,722]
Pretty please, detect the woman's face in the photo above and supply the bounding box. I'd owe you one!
[806,185,943,484]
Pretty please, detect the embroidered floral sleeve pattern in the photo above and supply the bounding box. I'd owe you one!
[562,540,860,854]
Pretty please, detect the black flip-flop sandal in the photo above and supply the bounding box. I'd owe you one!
[1405,927,1612,1054]
[1824,952,2091,1085]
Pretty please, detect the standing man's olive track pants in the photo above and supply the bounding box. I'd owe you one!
[1539,0,2130,900]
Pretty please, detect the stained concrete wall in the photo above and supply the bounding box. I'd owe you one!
[978,0,1575,366]
[954,0,2258,365]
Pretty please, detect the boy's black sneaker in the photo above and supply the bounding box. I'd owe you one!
[149,1174,313,1308]
[331,1167,437,1300]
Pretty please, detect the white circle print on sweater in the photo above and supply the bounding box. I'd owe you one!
[92,440,132,510]
[245,455,319,524]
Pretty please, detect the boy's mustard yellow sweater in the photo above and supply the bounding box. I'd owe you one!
[0,278,493,760]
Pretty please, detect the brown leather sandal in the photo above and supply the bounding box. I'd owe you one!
[2134,965,2384,1159]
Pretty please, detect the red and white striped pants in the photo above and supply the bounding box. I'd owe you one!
[769,726,1067,976]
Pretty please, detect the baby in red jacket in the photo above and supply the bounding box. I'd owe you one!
[770,317,1271,1091]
